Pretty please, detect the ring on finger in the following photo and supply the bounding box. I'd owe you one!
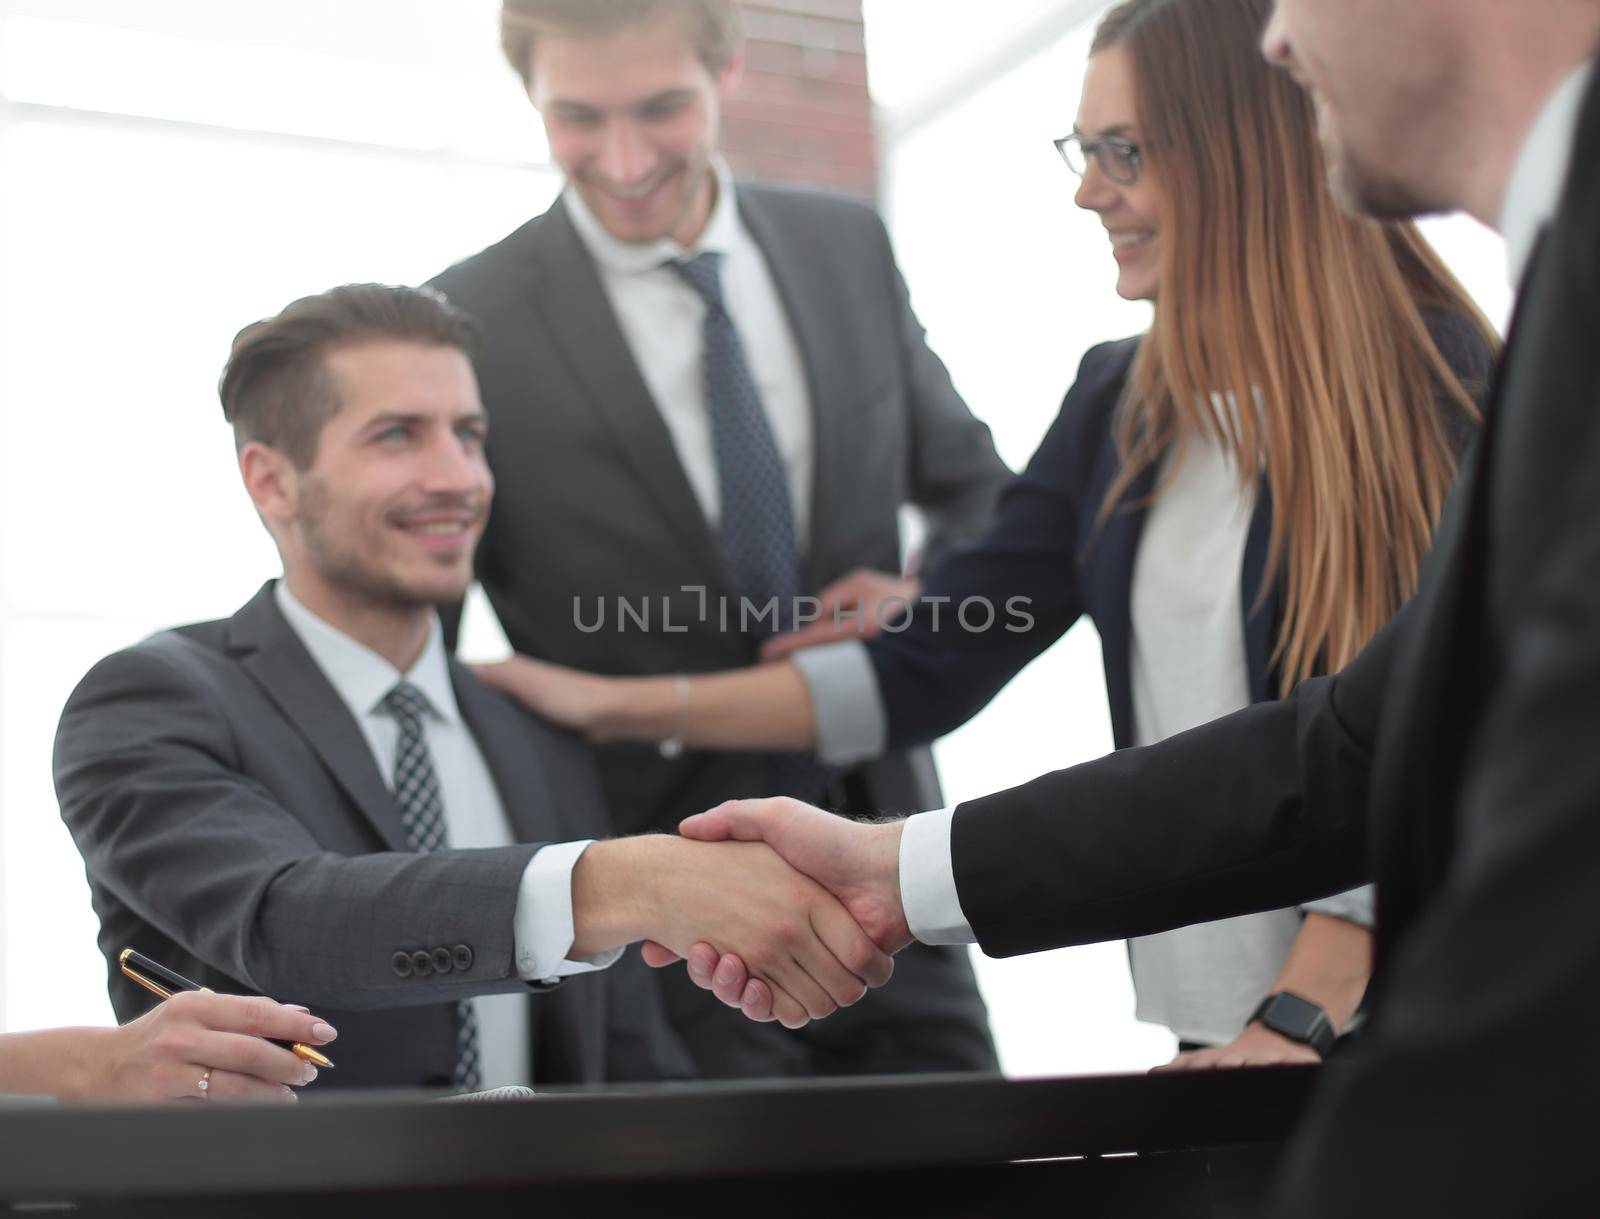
[197,1067,213,1099]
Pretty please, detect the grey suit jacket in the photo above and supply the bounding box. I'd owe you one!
[53,583,694,1091]
[429,184,1004,1078]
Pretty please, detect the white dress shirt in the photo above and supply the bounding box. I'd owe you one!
[275,582,620,1089]
[1124,432,1371,1043]
[563,158,816,545]
[1501,59,1595,285]
[897,57,1597,975]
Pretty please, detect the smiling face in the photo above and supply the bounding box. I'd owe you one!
[263,341,493,614]
[1073,46,1163,302]
[530,14,736,247]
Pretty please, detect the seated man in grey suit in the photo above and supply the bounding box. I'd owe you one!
[53,284,891,1093]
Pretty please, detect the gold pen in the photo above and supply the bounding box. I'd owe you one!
[119,947,335,1070]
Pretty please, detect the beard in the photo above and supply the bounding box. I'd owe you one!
[1325,145,1450,222]
[297,477,473,611]
[1306,50,1462,224]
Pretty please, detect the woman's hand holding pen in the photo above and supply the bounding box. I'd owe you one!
[71,991,337,1104]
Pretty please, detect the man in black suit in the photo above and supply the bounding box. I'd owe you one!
[429,0,1005,1077]
[668,1,1600,1211]
[53,284,890,1092]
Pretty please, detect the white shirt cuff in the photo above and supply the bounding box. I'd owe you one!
[513,840,624,984]
[1302,884,1376,928]
[789,640,889,767]
[898,808,976,946]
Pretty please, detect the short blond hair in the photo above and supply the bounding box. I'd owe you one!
[500,0,743,90]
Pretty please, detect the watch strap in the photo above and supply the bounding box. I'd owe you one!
[1249,991,1336,1057]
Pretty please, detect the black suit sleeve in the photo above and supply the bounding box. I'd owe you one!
[949,589,1399,957]
[54,647,546,1010]
[874,216,1014,568]
[1268,395,1600,1217]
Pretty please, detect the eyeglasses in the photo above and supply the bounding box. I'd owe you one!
[1054,132,1143,185]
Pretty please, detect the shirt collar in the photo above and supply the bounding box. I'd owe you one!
[274,580,461,727]
[1501,58,1595,285]
[564,157,739,276]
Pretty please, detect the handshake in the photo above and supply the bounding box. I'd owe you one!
[572,800,911,1030]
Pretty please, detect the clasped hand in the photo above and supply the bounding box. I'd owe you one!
[636,799,911,1026]
[572,828,896,1029]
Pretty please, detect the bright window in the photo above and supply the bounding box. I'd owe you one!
[0,0,552,1033]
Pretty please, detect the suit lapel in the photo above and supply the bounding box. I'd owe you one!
[451,666,608,1082]
[226,583,411,852]
[1240,482,1279,704]
[736,188,847,591]
[522,200,735,595]
[1087,450,1159,748]
[1365,274,1535,952]
[450,665,562,844]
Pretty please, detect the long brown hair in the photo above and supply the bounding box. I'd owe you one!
[1093,0,1497,692]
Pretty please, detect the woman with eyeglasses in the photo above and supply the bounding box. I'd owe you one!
[477,0,1497,1067]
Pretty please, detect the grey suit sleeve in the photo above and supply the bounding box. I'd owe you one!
[878,225,1014,568]
[54,646,549,1011]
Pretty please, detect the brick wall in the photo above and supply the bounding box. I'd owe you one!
[721,0,877,199]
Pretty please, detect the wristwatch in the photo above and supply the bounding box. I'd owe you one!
[1248,991,1337,1057]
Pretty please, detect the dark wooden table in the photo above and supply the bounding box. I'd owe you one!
[0,1066,1319,1217]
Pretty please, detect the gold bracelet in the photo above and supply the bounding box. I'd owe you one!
[658,674,689,759]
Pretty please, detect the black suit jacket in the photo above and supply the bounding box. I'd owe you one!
[946,72,1600,1215]
[430,185,1004,1077]
[54,584,694,1091]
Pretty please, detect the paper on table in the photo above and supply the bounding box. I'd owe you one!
[436,1085,538,1103]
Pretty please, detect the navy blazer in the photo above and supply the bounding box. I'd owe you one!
[871,317,1496,753]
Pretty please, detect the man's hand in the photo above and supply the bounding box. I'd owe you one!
[759,569,920,662]
[572,835,894,1030]
[1151,1023,1323,1072]
[650,799,912,1021]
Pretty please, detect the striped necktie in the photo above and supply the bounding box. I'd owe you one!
[380,681,483,1092]
[672,252,831,805]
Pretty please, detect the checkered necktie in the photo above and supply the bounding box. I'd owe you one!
[381,681,482,1092]
[673,251,830,805]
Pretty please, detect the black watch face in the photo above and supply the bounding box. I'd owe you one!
[1269,993,1320,1035]
[1258,993,1333,1053]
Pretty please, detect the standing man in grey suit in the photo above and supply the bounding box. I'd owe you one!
[53,284,892,1092]
[431,0,1006,1079]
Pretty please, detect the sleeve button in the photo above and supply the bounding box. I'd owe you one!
[452,944,474,972]
[431,946,454,975]
[392,951,414,978]
[411,950,434,977]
